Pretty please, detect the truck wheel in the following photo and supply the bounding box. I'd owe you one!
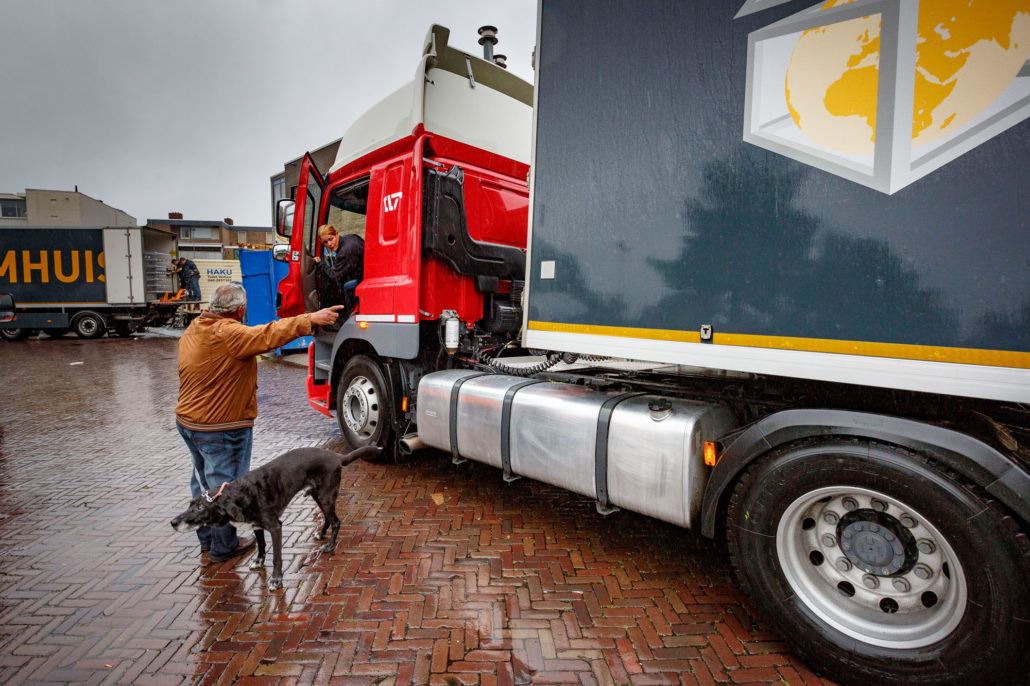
[0,328,32,341]
[336,355,392,457]
[72,312,107,339]
[726,439,1029,686]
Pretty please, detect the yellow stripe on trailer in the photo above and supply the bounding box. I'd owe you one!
[527,321,1030,369]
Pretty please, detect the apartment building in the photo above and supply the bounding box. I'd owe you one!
[0,188,135,227]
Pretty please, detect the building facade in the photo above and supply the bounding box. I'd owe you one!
[146,214,274,260]
[0,188,135,227]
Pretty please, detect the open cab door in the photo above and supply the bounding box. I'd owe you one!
[275,153,325,318]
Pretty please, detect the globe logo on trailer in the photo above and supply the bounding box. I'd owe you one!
[738,0,1030,194]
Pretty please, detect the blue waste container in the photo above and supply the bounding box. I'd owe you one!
[240,249,311,356]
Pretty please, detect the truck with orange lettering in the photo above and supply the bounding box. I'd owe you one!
[0,226,183,340]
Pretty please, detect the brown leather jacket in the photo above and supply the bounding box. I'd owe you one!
[175,312,313,431]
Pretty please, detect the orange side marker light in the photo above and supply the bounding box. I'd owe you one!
[703,441,719,467]
[401,396,410,413]
[358,321,369,329]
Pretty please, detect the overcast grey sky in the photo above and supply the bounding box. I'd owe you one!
[0,0,537,227]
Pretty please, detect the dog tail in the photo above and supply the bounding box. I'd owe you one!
[340,446,382,467]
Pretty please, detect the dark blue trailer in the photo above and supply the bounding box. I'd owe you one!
[0,226,181,339]
[415,4,1030,685]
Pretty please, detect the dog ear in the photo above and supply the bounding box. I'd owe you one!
[219,499,245,522]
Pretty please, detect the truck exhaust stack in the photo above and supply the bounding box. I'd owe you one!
[477,25,498,61]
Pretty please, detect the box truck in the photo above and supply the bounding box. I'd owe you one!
[273,9,1029,684]
[0,226,183,339]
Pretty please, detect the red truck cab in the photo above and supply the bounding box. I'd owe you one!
[274,25,533,454]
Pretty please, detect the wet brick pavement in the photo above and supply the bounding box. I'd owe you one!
[0,336,835,686]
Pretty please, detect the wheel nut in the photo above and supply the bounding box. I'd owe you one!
[871,498,888,512]
[862,574,879,589]
[899,514,917,528]
[823,511,839,525]
[917,539,936,555]
[892,578,911,592]
[835,557,852,572]
[913,564,932,580]
[842,497,859,511]
[821,534,837,548]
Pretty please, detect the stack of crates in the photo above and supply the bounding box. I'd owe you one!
[144,251,175,301]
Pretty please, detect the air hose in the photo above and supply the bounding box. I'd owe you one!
[475,347,564,377]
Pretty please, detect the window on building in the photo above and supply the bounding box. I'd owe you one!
[271,176,286,204]
[271,175,288,226]
[192,227,214,239]
[1,199,27,218]
[180,227,191,239]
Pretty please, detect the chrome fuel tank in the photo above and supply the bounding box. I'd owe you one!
[509,383,609,498]
[606,396,736,527]
[417,370,529,468]
[416,369,485,454]
[416,371,739,529]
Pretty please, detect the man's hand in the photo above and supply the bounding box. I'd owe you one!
[309,305,346,326]
[313,256,321,264]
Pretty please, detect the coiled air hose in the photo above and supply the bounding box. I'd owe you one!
[475,347,564,377]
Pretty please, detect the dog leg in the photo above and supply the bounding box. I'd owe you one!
[325,520,341,553]
[268,524,284,590]
[249,529,266,570]
[313,492,341,553]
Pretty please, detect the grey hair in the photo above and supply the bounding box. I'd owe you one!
[208,282,247,314]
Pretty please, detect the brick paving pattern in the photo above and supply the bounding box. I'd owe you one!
[0,336,836,685]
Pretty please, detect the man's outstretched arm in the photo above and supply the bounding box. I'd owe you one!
[223,306,345,359]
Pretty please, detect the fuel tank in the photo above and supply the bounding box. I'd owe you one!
[417,370,738,528]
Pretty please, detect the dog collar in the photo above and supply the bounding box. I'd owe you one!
[202,482,230,502]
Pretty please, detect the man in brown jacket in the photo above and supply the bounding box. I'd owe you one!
[176,282,343,562]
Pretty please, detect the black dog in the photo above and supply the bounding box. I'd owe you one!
[170,446,379,590]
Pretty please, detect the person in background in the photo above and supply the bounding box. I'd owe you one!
[173,257,202,301]
[313,224,364,315]
[175,282,344,562]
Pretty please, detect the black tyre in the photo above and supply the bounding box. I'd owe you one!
[335,355,392,457]
[726,439,1030,686]
[72,312,107,339]
[0,327,32,341]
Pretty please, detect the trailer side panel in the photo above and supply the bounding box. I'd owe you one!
[525,0,1030,400]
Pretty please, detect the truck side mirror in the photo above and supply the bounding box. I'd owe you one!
[272,244,291,262]
[0,293,15,323]
[276,199,295,239]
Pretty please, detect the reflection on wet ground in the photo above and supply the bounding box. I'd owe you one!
[0,336,833,685]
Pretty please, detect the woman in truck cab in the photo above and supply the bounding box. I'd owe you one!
[313,224,363,316]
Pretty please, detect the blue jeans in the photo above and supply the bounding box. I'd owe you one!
[177,424,252,557]
[187,276,201,301]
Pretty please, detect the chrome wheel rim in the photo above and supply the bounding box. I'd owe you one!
[776,486,966,649]
[78,317,98,335]
[341,375,379,441]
